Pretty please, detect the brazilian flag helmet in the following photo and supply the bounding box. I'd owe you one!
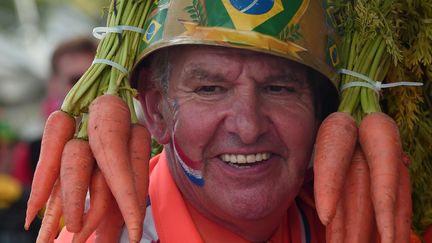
[132,0,341,104]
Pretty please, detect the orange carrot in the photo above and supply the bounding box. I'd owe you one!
[89,124,151,243]
[129,124,151,218]
[72,167,110,243]
[26,110,76,230]
[94,195,125,243]
[60,138,95,233]
[343,146,375,243]
[313,111,358,225]
[326,200,345,243]
[36,180,63,243]
[394,159,412,243]
[359,112,402,243]
[88,94,142,243]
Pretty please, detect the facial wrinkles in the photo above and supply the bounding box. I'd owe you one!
[166,47,315,187]
[243,60,311,116]
[165,97,180,132]
[187,66,229,83]
[183,51,244,81]
[165,95,207,186]
[166,59,239,186]
[230,64,313,161]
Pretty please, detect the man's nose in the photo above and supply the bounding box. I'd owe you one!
[224,92,268,144]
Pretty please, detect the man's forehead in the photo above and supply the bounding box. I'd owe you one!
[172,45,305,71]
[166,45,308,87]
[173,45,305,73]
[173,44,281,59]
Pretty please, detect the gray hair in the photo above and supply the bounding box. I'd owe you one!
[147,48,171,93]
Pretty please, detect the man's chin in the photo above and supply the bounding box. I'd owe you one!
[218,195,290,221]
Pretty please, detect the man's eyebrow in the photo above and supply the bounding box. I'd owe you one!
[184,66,227,83]
[263,71,303,84]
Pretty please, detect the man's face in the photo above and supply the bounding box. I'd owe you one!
[148,45,317,226]
[44,51,94,117]
[55,52,94,96]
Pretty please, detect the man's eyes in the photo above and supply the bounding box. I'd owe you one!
[192,84,299,96]
[194,85,226,94]
[263,85,296,94]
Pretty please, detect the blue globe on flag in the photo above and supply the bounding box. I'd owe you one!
[229,0,274,15]
[143,19,162,44]
[146,23,156,41]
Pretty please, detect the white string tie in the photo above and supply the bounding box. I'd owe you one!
[338,69,423,93]
[92,25,145,40]
[92,59,129,75]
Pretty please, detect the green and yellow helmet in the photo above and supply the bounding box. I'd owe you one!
[132,0,340,100]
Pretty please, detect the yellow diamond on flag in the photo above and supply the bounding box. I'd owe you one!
[144,19,162,44]
[221,0,284,31]
[329,44,339,66]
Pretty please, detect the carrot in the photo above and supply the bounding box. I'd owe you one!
[94,195,125,243]
[26,110,76,230]
[72,167,110,243]
[313,111,358,225]
[394,159,412,243]
[81,124,150,243]
[326,200,345,243]
[89,124,150,243]
[36,180,63,243]
[359,112,402,243]
[60,138,95,233]
[87,94,142,243]
[129,124,151,218]
[343,146,375,243]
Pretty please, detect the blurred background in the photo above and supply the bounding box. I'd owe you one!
[0,0,106,140]
[0,0,107,242]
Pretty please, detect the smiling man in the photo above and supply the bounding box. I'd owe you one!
[133,44,334,242]
[126,0,341,240]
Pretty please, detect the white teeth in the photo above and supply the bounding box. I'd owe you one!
[246,154,255,163]
[237,155,246,163]
[220,153,271,164]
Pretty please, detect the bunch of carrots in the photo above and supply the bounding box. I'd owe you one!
[314,0,414,242]
[383,0,432,238]
[24,0,153,242]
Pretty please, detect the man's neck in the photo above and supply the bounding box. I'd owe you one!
[186,201,287,243]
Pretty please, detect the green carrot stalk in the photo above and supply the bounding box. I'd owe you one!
[76,113,89,140]
[61,0,152,120]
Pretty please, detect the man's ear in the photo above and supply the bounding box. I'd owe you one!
[137,69,171,145]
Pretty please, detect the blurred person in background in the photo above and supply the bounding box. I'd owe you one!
[29,36,98,172]
[42,36,98,119]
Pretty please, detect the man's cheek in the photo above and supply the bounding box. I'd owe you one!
[172,133,205,186]
[169,102,214,187]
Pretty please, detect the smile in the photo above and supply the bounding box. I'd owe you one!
[220,152,271,166]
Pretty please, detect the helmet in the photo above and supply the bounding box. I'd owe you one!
[131,0,340,96]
